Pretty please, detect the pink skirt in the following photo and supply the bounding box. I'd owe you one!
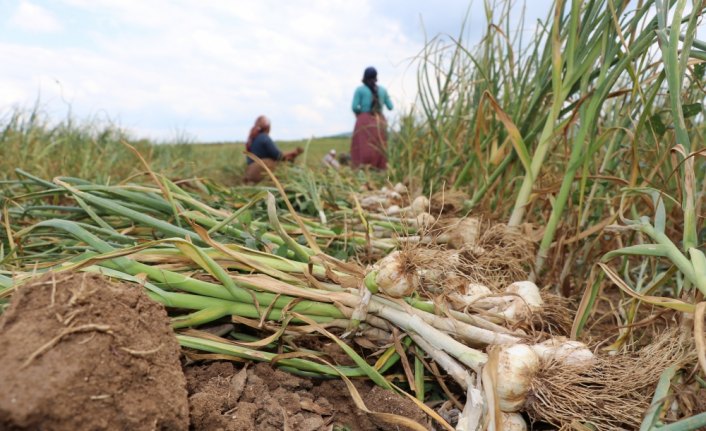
[351,113,387,169]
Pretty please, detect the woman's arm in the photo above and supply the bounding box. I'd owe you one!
[262,135,284,160]
[351,87,362,114]
[383,87,394,110]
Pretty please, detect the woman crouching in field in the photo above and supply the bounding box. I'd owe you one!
[243,115,302,183]
[350,67,393,169]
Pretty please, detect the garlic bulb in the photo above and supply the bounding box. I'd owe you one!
[465,283,491,298]
[530,337,594,368]
[411,195,430,215]
[361,195,389,208]
[449,283,513,311]
[448,217,481,249]
[495,298,533,321]
[505,281,543,312]
[415,212,435,229]
[386,191,402,202]
[393,182,408,194]
[496,344,540,412]
[501,412,528,431]
[371,251,418,298]
[415,251,461,282]
[449,283,491,308]
[386,204,401,215]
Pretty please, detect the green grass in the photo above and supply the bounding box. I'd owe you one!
[152,137,351,184]
[0,106,350,185]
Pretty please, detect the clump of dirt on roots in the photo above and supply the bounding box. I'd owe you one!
[0,272,189,430]
[525,330,694,430]
[184,360,431,431]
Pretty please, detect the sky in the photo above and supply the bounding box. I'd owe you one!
[0,0,553,142]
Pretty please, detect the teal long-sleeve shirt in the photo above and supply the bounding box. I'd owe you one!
[351,85,393,114]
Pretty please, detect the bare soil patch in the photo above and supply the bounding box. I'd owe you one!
[185,361,431,431]
[0,272,189,430]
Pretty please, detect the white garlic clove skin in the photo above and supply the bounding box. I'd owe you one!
[530,337,594,368]
[464,283,492,298]
[501,412,528,431]
[449,293,509,311]
[448,217,481,249]
[416,268,443,282]
[415,212,436,229]
[496,344,540,412]
[411,195,430,215]
[393,182,408,194]
[361,195,389,209]
[386,190,402,201]
[373,251,418,298]
[386,205,401,215]
[505,281,543,312]
[495,297,532,321]
[452,284,511,311]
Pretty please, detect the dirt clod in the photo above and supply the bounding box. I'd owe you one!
[0,272,189,430]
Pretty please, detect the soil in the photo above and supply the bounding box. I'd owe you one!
[0,272,432,430]
[185,361,431,431]
[0,272,189,430]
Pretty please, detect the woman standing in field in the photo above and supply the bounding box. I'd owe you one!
[243,115,302,183]
[350,66,394,169]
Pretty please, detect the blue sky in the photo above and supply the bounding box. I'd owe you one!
[0,0,552,142]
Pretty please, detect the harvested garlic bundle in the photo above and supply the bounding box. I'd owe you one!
[360,195,389,209]
[386,190,402,202]
[393,182,408,195]
[447,283,492,309]
[367,251,418,298]
[465,283,491,298]
[495,339,594,413]
[530,337,594,368]
[415,251,463,283]
[506,281,542,311]
[492,281,543,321]
[386,204,401,215]
[411,195,430,215]
[501,412,528,431]
[447,217,481,249]
[415,212,435,229]
[451,281,543,322]
[495,344,540,412]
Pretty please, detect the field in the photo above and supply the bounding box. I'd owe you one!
[2,1,706,430]
[0,111,351,184]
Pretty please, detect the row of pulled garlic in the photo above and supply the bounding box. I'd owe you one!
[367,250,539,323]
[364,251,595,428]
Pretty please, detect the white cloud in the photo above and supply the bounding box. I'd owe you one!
[9,1,63,33]
[0,0,515,141]
[291,104,324,124]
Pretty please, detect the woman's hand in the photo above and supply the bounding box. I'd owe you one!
[283,147,303,161]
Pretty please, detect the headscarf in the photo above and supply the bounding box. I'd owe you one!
[362,67,381,114]
[246,115,271,152]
